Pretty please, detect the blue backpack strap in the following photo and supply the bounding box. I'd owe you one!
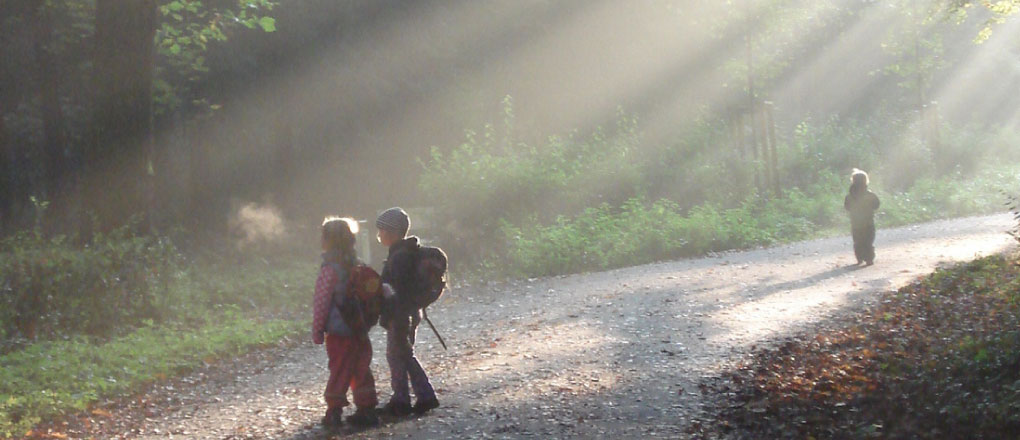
[328,262,349,306]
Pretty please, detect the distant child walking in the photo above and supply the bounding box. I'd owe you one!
[375,207,440,416]
[312,217,382,428]
[844,169,880,266]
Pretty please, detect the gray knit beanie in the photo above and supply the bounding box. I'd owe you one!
[376,207,409,235]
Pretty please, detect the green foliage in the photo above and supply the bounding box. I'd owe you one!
[499,182,837,278]
[0,224,311,435]
[943,0,1020,42]
[878,0,950,101]
[501,164,1017,278]
[1007,191,1020,245]
[0,312,302,438]
[0,226,183,346]
[0,225,310,351]
[880,164,1019,225]
[782,117,881,189]
[422,101,1020,279]
[419,99,645,263]
[155,0,277,114]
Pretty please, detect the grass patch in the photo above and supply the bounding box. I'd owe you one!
[694,253,1020,439]
[0,229,316,437]
[0,309,304,438]
[498,165,1018,278]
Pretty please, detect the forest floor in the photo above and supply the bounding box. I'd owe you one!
[42,214,1015,439]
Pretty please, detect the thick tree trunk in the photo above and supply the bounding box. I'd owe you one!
[87,0,157,233]
[0,109,12,233]
[35,5,73,235]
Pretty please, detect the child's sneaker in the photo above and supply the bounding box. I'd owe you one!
[321,407,343,428]
[346,407,380,427]
[413,397,440,415]
[379,400,412,417]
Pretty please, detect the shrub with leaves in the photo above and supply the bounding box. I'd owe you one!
[1008,192,1020,245]
[0,227,183,348]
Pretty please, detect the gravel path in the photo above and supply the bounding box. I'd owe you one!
[95,214,1014,439]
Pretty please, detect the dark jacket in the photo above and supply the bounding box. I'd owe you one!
[381,236,422,321]
[844,189,880,229]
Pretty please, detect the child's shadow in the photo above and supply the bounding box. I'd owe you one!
[292,413,429,439]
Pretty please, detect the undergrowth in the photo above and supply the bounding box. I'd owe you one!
[0,228,314,437]
[0,227,310,351]
[498,165,1018,278]
[420,102,1020,279]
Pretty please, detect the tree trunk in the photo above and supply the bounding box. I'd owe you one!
[745,27,761,194]
[0,107,12,233]
[87,0,158,233]
[35,5,72,235]
[755,104,772,196]
[765,102,780,197]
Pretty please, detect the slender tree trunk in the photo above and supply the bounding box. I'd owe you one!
[746,28,761,194]
[732,113,744,158]
[755,104,772,196]
[765,102,780,197]
[87,0,158,233]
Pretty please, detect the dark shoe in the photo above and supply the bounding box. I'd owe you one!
[347,407,380,426]
[321,407,343,428]
[379,400,412,417]
[413,397,439,415]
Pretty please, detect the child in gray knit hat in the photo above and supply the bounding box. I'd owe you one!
[375,207,439,416]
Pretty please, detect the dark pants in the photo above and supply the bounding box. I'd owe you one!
[324,334,378,411]
[852,224,876,264]
[385,313,436,405]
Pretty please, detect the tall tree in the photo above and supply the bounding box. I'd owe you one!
[0,1,34,231]
[87,0,159,231]
[34,4,72,234]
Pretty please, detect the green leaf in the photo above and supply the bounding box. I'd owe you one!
[258,16,276,32]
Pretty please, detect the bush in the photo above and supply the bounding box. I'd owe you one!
[0,227,183,346]
[419,102,645,265]
[494,164,1018,278]
[499,189,834,278]
[420,101,1020,279]
[0,225,311,352]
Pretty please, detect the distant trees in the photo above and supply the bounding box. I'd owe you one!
[0,1,276,236]
[2,0,1019,239]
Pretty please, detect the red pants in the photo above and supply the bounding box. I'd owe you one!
[324,334,378,410]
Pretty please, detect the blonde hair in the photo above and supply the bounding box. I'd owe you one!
[321,216,359,257]
[851,168,869,186]
[850,168,869,194]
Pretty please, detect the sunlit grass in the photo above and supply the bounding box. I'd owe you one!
[0,312,303,438]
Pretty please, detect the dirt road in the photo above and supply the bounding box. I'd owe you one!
[100,214,1013,439]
